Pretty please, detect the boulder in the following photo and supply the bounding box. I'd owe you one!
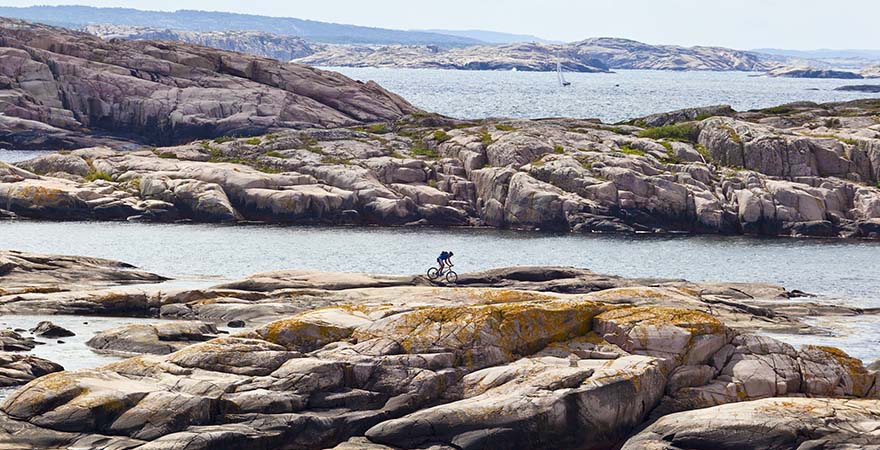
[28,321,74,338]
[622,398,880,450]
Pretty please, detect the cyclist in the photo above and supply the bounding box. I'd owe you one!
[437,250,454,273]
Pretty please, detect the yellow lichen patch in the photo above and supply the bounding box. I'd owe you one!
[595,306,727,336]
[463,289,558,305]
[254,307,371,352]
[353,299,609,366]
[805,345,873,396]
[592,287,677,301]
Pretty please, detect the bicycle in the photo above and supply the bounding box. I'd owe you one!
[427,264,458,284]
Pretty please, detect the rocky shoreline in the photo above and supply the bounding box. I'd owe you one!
[3,99,880,239]
[1,252,880,449]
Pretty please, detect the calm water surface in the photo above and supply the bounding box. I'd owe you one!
[330,68,880,122]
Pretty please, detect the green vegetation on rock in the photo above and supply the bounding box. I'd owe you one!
[619,145,646,156]
[84,170,112,182]
[433,130,451,143]
[412,145,440,159]
[245,137,262,145]
[638,123,699,142]
[554,145,565,154]
[495,124,517,131]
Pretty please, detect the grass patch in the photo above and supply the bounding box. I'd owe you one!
[412,145,440,159]
[531,157,546,166]
[356,123,389,134]
[264,133,279,141]
[245,137,262,146]
[157,152,177,159]
[428,179,438,188]
[553,145,565,154]
[213,136,235,144]
[694,113,715,121]
[265,151,287,158]
[619,145,646,156]
[389,150,405,159]
[638,123,699,143]
[479,128,493,147]
[433,130,451,143]
[495,124,517,131]
[84,170,112,182]
[762,105,793,115]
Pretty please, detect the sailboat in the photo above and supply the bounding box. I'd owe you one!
[557,58,571,87]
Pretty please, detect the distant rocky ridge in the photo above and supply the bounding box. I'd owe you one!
[82,24,315,61]
[0,5,483,46]
[296,37,780,72]
[0,18,417,149]
[83,25,779,73]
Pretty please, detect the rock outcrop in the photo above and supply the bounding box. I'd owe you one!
[0,250,167,294]
[0,265,878,449]
[28,321,74,339]
[0,353,62,387]
[622,398,880,449]
[296,38,777,72]
[0,18,417,148]
[5,99,880,238]
[836,84,880,93]
[766,66,865,79]
[86,321,219,355]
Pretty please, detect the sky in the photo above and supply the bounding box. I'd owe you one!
[2,0,877,50]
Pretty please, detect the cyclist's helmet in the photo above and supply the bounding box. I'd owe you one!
[449,251,454,256]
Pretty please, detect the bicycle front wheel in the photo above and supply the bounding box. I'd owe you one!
[445,270,458,284]
[427,267,439,280]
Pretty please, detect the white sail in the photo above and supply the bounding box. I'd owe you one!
[557,59,571,86]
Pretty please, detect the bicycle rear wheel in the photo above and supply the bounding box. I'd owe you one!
[445,270,458,284]
[427,267,439,280]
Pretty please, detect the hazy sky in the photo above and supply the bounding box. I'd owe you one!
[3,0,877,49]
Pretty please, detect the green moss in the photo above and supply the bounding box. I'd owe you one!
[245,137,262,146]
[553,145,565,154]
[58,150,71,155]
[266,151,286,158]
[412,145,440,159]
[305,146,325,155]
[762,105,793,115]
[84,170,112,182]
[694,113,715,121]
[157,152,177,159]
[356,123,389,134]
[129,177,141,191]
[321,156,352,165]
[638,123,699,143]
[428,179,438,188]
[479,128,494,147]
[433,130,451,143]
[694,143,711,161]
[495,124,517,131]
[213,136,235,143]
[264,133,280,141]
[531,157,546,166]
[619,145,646,156]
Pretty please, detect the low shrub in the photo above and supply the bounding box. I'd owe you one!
[638,124,699,142]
